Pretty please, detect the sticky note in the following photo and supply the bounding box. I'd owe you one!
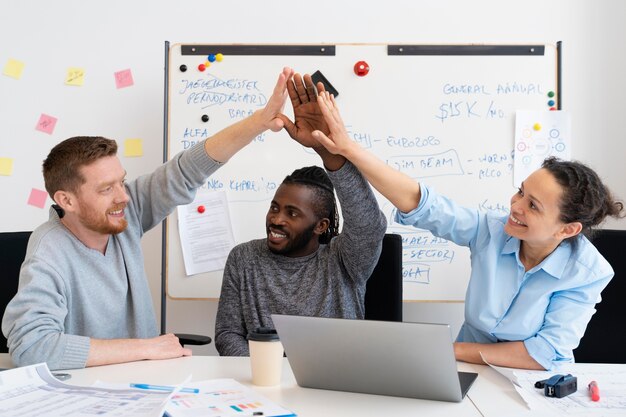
[35,114,58,135]
[124,139,143,157]
[3,58,25,79]
[0,158,14,176]
[65,67,85,86]
[114,68,134,89]
[27,188,48,209]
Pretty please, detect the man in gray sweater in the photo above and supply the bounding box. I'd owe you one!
[2,67,295,370]
[214,74,388,356]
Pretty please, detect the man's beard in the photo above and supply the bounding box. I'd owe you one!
[267,221,317,255]
[80,204,128,235]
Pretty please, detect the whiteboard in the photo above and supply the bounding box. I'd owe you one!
[165,43,560,301]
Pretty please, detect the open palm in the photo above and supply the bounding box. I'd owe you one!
[280,74,330,148]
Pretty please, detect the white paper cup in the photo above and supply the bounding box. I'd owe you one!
[248,328,284,386]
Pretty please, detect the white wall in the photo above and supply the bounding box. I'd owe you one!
[1,0,625,356]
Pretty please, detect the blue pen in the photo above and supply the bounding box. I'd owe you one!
[130,383,199,394]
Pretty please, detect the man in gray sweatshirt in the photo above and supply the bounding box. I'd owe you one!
[1,67,295,370]
[214,74,387,356]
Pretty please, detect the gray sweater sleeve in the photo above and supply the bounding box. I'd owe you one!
[214,247,250,356]
[2,252,90,370]
[326,161,387,284]
[125,140,223,233]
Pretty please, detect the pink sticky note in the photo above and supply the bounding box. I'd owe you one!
[35,114,58,135]
[114,68,134,89]
[27,188,48,209]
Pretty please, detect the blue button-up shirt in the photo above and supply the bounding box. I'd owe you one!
[396,185,613,370]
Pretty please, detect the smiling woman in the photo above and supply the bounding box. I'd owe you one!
[310,90,625,371]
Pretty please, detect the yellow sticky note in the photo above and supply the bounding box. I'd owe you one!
[0,157,14,175]
[124,139,143,157]
[3,58,25,79]
[65,67,85,86]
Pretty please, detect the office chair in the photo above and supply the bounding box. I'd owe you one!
[0,231,31,353]
[0,230,209,353]
[573,229,626,363]
[364,233,403,322]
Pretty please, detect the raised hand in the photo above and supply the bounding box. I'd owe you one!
[279,73,330,148]
[312,91,354,157]
[258,67,295,132]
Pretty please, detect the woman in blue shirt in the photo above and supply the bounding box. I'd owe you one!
[310,90,624,370]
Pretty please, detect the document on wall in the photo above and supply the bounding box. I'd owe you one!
[483,359,626,415]
[177,190,236,276]
[514,110,571,187]
[0,363,170,417]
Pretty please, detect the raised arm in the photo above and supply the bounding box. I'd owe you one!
[313,91,422,213]
[205,67,295,163]
[127,67,296,232]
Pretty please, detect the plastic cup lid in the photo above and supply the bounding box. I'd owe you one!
[247,327,280,342]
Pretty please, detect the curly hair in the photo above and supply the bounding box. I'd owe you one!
[542,156,624,239]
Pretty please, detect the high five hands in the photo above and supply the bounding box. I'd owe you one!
[279,73,330,149]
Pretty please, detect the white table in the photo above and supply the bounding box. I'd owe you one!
[2,354,621,417]
[2,354,490,416]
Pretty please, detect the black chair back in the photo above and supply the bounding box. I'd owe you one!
[364,233,403,322]
[574,229,626,363]
[0,231,32,353]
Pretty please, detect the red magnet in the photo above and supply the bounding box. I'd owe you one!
[197,205,205,213]
[354,61,370,76]
[198,63,206,72]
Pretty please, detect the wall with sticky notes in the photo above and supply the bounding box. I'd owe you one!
[164,43,561,301]
[1,0,625,355]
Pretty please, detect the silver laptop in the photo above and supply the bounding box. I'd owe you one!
[272,314,477,402]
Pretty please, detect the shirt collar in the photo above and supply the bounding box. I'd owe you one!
[502,235,518,255]
[501,236,571,279]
